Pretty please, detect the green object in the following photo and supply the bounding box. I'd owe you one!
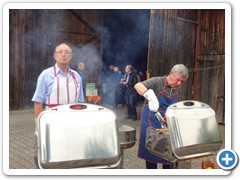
[86,83,95,90]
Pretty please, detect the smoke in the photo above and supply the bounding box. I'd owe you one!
[72,44,101,70]
[71,43,102,84]
[102,10,150,72]
[24,9,149,75]
[10,9,149,109]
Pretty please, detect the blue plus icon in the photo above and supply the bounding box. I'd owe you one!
[217,149,238,170]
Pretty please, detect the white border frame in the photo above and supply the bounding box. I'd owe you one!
[2,2,231,176]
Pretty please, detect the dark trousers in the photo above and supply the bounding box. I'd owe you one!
[125,93,137,118]
[146,161,171,169]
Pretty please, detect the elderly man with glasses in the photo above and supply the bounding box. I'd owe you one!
[32,43,84,135]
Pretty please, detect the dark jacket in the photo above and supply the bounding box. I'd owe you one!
[125,71,138,94]
[76,69,86,91]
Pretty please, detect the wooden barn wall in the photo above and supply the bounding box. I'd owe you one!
[9,9,103,110]
[147,9,197,101]
[195,9,225,123]
[147,9,225,123]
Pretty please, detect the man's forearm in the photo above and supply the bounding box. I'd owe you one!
[134,82,147,96]
[34,102,43,118]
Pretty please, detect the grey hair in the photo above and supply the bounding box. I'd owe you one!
[78,62,85,66]
[171,64,189,80]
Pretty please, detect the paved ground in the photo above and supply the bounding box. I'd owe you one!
[8,102,225,169]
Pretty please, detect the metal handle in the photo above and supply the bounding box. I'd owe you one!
[155,112,168,128]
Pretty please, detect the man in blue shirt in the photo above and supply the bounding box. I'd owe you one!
[32,43,84,133]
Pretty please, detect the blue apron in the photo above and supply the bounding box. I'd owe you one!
[138,79,178,164]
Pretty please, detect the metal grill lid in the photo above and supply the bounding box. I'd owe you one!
[165,100,222,159]
[37,103,120,168]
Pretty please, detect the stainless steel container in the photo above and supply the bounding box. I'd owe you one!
[36,103,121,169]
[119,125,136,149]
[165,100,222,160]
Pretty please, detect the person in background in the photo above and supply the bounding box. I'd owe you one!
[104,64,115,105]
[134,69,141,83]
[119,71,126,106]
[138,70,147,82]
[109,66,122,110]
[133,68,141,102]
[134,64,189,169]
[32,43,84,135]
[109,64,115,72]
[76,62,87,98]
[121,65,138,120]
[137,70,147,102]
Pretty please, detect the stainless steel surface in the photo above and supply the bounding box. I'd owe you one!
[165,100,222,159]
[118,125,136,149]
[37,103,121,169]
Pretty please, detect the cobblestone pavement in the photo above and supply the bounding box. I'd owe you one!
[8,102,225,169]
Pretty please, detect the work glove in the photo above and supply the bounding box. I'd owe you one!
[143,89,159,112]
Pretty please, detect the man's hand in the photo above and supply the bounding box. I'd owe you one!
[143,89,159,112]
[121,81,127,85]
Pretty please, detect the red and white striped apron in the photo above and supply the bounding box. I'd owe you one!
[45,65,79,109]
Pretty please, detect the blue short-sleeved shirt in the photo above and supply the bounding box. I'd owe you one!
[32,64,84,104]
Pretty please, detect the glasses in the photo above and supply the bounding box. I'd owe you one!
[55,50,72,55]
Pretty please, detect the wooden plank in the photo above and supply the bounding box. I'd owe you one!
[52,30,95,36]
[193,10,201,100]
[147,9,196,100]
[199,10,225,55]
[198,54,225,61]
[9,10,20,110]
[68,9,97,33]
[177,16,198,24]
[216,96,224,124]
